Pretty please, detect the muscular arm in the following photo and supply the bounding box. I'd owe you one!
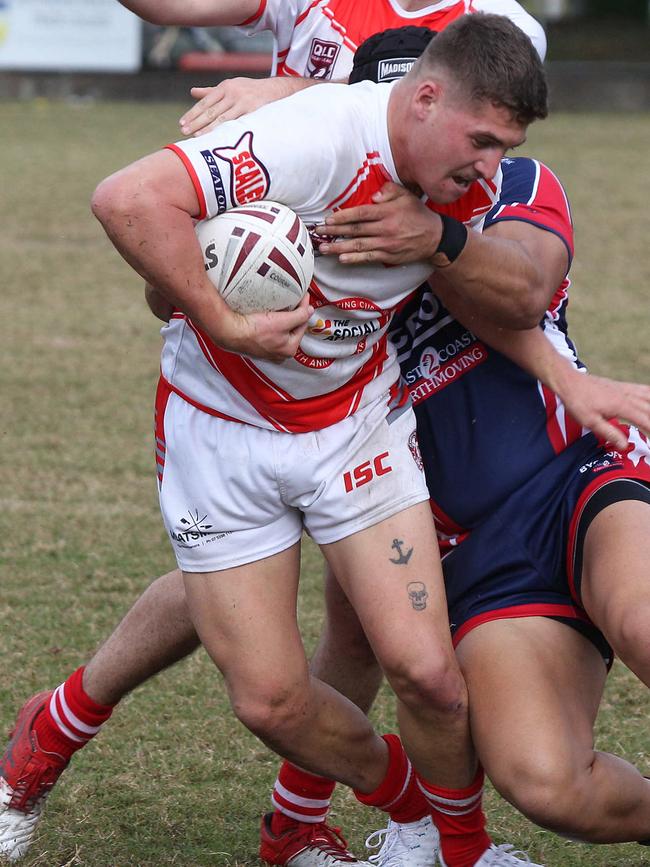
[92,150,240,341]
[427,219,568,379]
[118,0,260,26]
[318,183,566,329]
[430,217,567,329]
[316,184,650,444]
[430,233,650,449]
[92,149,310,359]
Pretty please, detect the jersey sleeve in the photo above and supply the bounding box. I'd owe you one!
[164,87,345,220]
[472,0,547,60]
[235,0,309,35]
[483,158,574,263]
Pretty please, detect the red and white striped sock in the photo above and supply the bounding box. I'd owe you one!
[354,734,429,823]
[270,761,336,834]
[418,767,491,867]
[34,666,114,758]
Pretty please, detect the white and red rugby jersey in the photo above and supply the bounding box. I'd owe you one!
[164,81,433,433]
[238,0,546,78]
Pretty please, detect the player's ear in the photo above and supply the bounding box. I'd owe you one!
[412,79,442,121]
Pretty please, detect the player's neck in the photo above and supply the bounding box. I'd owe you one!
[395,0,445,11]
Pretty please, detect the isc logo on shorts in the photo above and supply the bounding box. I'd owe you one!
[213,131,270,205]
[343,452,392,492]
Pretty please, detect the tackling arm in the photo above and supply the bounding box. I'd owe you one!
[317,182,563,328]
[180,77,324,137]
[429,217,566,329]
[314,182,650,444]
[429,226,650,448]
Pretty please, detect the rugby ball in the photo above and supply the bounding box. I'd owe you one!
[195,201,314,314]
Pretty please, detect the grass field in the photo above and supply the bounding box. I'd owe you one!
[1,100,650,867]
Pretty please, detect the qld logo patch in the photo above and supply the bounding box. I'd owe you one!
[306,38,340,79]
[213,131,270,205]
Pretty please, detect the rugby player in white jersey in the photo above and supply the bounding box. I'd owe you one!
[90,14,548,863]
[1,15,550,867]
[0,7,550,867]
[2,10,648,867]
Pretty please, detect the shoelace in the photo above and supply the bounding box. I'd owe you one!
[8,781,49,813]
[365,824,398,865]
[6,768,56,813]
[485,844,532,865]
[305,823,358,862]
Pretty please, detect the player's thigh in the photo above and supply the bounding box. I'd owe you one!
[455,616,607,795]
[183,542,307,694]
[581,498,650,646]
[300,395,429,547]
[321,501,454,670]
[158,392,303,572]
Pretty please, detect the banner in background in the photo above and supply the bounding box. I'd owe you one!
[0,0,141,71]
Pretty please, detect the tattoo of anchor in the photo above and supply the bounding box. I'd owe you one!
[389,538,413,565]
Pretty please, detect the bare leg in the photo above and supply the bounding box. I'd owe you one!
[183,542,389,793]
[323,503,474,788]
[581,499,650,686]
[83,569,199,705]
[82,559,379,712]
[309,566,383,714]
[456,616,650,842]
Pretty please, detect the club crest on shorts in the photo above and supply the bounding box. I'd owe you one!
[408,431,423,471]
[306,38,341,78]
[213,131,270,206]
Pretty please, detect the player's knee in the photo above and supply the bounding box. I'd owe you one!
[608,605,650,677]
[386,655,467,718]
[492,755,598,838]
[231,679,309,742]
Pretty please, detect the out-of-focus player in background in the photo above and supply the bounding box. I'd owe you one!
[1,14,555,867]
[116,0,546,136]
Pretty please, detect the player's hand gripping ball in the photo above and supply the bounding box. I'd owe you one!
[195,201,314,313]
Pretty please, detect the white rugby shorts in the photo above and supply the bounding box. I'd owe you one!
[155,382,428,572]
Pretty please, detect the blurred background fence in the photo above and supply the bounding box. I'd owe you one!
[0,0,648,109]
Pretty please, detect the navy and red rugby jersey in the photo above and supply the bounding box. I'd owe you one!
[390,156,585,551]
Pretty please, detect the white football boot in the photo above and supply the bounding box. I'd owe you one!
[0,776,46,862]
[365,815,439,866]
[464,843,544,867]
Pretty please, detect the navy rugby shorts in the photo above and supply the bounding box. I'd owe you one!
[443,430,650,664]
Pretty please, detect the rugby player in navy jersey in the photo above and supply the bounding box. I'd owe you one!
[287,25,650,866]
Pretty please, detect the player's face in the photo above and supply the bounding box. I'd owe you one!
[404,93,527,203]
